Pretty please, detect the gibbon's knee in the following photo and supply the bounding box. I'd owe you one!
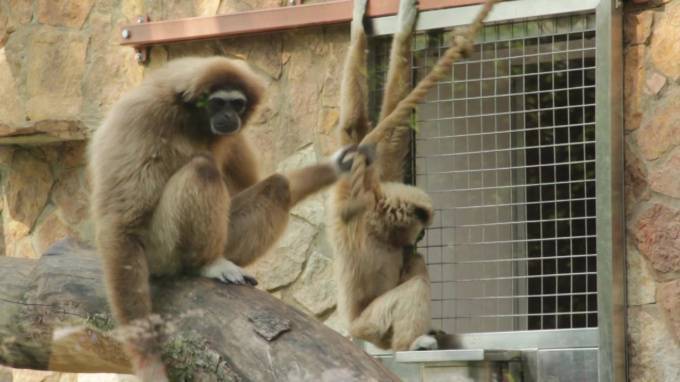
[188,155,222,184]
[259,174,292,207]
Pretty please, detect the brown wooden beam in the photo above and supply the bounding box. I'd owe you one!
[119,0,485,47]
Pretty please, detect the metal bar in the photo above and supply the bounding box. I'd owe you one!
[372,0,600,35]
[439,328,598,349]
[118,0,485,47]
[595,0,625,381]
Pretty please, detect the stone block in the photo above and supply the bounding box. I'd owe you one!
[635,87,680,160]
[650,0,680,79]
[649,148,680,198]
[0,46,27,126]
[25,27,88,121]
[628,305,680,382]
[645,71,666,96]
[632,204,680,275]
[53,169,89,226]
[4,150,53,230]
[658,280,680,344]
[627,246,656,306]
[246,217,316,290]
[624,143,649,212]
[36,0,95,28]
[624,10,653,45]
[292,251,337,315]
[33,211,75,256]
[624,45,645,131]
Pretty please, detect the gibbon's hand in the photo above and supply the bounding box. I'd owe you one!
[356,143,377,166]
[332,144,359,173]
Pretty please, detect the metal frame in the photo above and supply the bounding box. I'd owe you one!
[118,0,485,48]
[594,0,625,381]
[371,0,600,35]
[369,1,625,380]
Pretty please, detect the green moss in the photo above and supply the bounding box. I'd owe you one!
[162,333,239,382]
[86,313,115,331]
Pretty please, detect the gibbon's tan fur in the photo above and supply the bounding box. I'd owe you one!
[329,0,437,351]
[89,56,354,381]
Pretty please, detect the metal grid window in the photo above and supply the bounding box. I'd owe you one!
[370,14,597,334]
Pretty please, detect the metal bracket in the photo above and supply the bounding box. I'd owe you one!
[121,15,151,64]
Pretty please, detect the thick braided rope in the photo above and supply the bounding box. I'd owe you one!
[341,0,499,221]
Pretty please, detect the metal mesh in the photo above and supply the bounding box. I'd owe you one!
[370,14,598,333]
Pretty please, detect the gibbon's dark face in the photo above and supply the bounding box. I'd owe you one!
[199,88,248,136]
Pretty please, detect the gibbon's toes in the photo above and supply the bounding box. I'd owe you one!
[333,144,359,173]
[201,258,255,286]
[357,143,377,166]
[397,0,419,32]
[409,334,439,351]
[353,0,369,20]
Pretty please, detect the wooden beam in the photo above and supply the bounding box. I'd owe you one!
[119,0,485,47]
[0,239,399,381]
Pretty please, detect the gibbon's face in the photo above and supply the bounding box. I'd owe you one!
[198,88,249,136]
[410,204,432,245]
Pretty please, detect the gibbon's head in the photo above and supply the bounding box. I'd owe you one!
[145,56,266,136]
[373,182,434,248]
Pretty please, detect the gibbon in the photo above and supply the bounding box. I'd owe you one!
[328,0,440,352]
[88,56,356,381]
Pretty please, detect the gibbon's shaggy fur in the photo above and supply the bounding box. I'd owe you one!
[89,56,355,381]
[328,0,440,352]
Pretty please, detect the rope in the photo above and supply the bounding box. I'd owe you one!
[341,0,499,222]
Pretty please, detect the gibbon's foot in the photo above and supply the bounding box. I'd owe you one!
[353,0,369,25]
[409,334,439,351]
[332,144,359,174]
[397,0,419,34]
[201,257,258,286]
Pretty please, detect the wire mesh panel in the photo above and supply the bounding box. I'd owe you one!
[370,14,598,334]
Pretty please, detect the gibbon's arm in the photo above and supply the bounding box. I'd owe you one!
[338,0,371,147]
[376,0,418,183]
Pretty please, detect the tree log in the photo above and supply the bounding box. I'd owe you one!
[0,239,398,381]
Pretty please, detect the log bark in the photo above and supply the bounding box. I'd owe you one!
[0,239,398,381]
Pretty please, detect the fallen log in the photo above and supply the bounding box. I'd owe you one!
[0,239,398,381]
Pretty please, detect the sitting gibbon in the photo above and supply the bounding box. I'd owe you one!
[88,56,356,381]
[328,0,439,351]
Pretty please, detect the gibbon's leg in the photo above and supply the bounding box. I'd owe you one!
[147,155,255,284]
[350,254,433,351]
[376,0,419,182]
[338,0,371,146]
[99,233,168,381]
[391,254,435,351]
[225,147,355,265]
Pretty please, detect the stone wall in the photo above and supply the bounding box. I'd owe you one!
[624,0,680,381]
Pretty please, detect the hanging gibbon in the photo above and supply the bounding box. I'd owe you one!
[328,0,441,352]
[88,56,357,381]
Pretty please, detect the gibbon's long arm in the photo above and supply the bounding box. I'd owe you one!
[375,0,418,183]
[338,0,371,147]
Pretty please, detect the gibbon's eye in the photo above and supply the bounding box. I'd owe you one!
[230,98,247,115]
[414,207,430,223]
[209,97,226,108]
